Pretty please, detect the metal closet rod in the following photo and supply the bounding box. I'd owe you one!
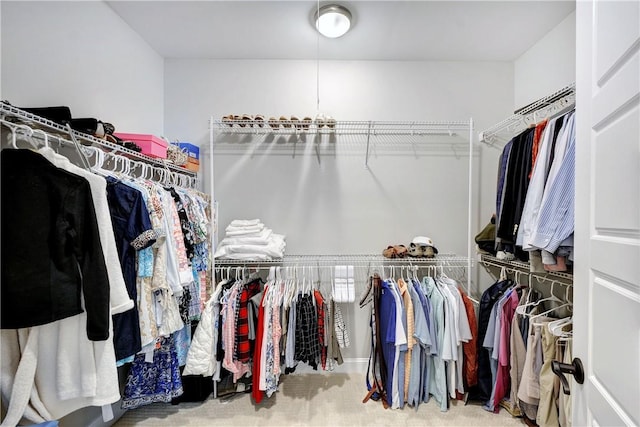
[0,102,197,177]
[478,82,576,146]
[214,253,473,267]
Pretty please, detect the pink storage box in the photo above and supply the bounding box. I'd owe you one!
[114,132,168,159]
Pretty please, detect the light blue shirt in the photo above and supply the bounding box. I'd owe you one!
[424,276,448,412]
[407,282,430,407]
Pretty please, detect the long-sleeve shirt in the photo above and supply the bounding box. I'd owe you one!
[528,122,576,252]
[1,149,111,341]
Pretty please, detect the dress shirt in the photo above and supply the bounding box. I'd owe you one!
[517,116,562,249]
[529,118,576,252]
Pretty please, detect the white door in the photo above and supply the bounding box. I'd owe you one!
[574,1,640,426]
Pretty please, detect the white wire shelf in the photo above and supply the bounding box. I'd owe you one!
[479,254,573,281]
[211,119,471,136]
[210,117,474,167]
[1,102,197,177]
[214,253,473,268]
[478,83,576,146]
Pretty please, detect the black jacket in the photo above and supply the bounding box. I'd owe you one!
[1,149,110,341]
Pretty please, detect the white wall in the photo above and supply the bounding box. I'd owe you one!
[165,59,512,251]
[1,1,164,135]
[514,11,576,108]
[165,59,513,360]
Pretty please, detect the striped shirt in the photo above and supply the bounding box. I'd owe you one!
[517,115,564,249]
[529,116,576,252]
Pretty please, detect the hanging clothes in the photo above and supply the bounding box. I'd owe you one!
[496,127,535,247]
[106,177,156,361]
[1,149,111,339]
[517,115,566,249]
[1,149,126,425]
[470,278,513,402]
[458,287,478,390]
[406,279,431,408]
[294,293,321,370]
[487,288,521,413]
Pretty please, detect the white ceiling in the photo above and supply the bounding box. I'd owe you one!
[106,1,576,62]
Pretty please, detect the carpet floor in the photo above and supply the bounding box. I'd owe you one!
[114,373,525,427]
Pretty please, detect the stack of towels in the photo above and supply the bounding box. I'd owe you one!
[214,219,286,261]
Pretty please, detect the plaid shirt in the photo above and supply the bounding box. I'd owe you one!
[235,279,262,362]
[294,293,320,369]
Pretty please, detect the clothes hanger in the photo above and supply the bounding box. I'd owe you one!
[5,122,20,149]
[548,316,573,337]
[83,146,106,176]
[144,162,152,180]
[284,267,293,308]
[31,128,50,149]
[515,280,564,315]
[531,301,572,323]
[11,124,36,149]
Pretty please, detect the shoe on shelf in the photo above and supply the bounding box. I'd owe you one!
[383,246,397,259]
[408,243,423,257]
[222,115,234,127]
[268,117,280,129]
[496,250,515,261]
[280,116,291,128]
[423,246,435,258]
[326,116,336,130]
[242,114,253,127]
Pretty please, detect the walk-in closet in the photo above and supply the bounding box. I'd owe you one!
[1,1,639,427]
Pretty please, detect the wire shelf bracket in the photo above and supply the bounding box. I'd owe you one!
[478,83,576,146]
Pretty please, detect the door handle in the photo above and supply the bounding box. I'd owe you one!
[552,357,585,395]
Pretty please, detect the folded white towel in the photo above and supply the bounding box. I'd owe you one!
[220,228,273,246]
[217,252,275,261]
[226,223,264,233]
[229,219,261,227]
[214,239,285,260]
[226,227,265,237]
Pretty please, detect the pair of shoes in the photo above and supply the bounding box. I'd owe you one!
[408,243,436,258]
[106,134,141,152]
[408,236,439,258]
[289,116,313,131]
[315,114,336,129]
[238,114,253,127]
[254,115,265,127]
[221,114,255,127]
[496,250,515,261]
[222,115,234,127]
[382,245,408,258]
[265,116,303,130]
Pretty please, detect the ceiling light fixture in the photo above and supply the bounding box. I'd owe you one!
[315,4,352,38]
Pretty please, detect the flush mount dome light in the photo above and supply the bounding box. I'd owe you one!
[315,4,352,38]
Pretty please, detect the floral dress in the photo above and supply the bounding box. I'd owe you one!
[122,334,183,409]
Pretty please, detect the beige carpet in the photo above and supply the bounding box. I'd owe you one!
[114,373,525,427]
